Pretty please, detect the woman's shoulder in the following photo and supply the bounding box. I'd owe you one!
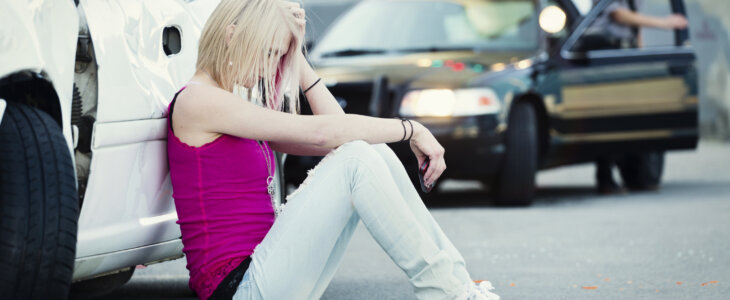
[173,83,224,121]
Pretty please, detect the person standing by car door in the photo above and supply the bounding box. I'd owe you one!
[584,0,688,193]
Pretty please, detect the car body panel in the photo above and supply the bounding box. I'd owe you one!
[74,239,184,281]
[73,0,220,279]
[81,0,202,123]
[1,0,225,283]
[0,0,78,157]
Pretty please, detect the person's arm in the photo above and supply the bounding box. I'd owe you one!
[610,7,688,30]
[267,52,347,155]
[298,52,345,115]
[177,84,445,185]
[179,85,409,147]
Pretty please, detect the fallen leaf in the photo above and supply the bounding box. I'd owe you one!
[604,277,610,282]
[701,280,718,287]
[676,281,683,285]
[510,282,515,287]
[582,286,598,290]
[656,289,660,292]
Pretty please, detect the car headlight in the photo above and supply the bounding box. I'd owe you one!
[399,88,501,117]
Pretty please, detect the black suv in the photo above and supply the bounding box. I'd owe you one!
[286,0,698,205]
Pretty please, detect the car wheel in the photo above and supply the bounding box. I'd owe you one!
[0,102,79,299]
[617,151,665,190]
[492,101,538,206]
[69,267,135,299]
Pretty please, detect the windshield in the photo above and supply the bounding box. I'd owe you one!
[314,0,538,57]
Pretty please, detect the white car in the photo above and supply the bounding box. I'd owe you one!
[0,0,289,298]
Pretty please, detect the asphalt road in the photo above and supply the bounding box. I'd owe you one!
[100,141,730,300]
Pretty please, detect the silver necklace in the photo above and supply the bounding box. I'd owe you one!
[200,71,279,216]
[257,137,278,217]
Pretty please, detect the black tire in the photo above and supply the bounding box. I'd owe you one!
[493,102,538,206]
[0,101,79,300]
[617,151,665,190]
[69,268,134,299]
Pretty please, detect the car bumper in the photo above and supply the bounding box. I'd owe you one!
[391,114,505,180]
[284,114,505,185]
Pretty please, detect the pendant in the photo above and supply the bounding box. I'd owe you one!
[267,176,279,217]
[267,176,275,196]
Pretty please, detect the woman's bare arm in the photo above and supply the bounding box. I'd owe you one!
[268,52,347,155]
[176,82,445,186]
[298,53,344,115]
[177,84,421,149]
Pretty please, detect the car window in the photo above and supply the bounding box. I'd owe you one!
[571,0,678,52]
[313,0,538,56]
[571,0,593,15]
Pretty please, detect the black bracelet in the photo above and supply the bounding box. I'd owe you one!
[399,118,414,142]
[399,118,407,142]
[303,78,321,94]
[406,119,414,141]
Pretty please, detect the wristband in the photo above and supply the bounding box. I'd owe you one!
[303,78,321,94]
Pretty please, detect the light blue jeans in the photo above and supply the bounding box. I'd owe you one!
[232,140,472,300]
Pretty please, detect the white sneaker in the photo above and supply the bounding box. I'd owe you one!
[474,280,500,300]
[455,280,500,300]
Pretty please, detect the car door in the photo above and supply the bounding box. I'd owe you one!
[550,0,698,160]
[73,0,218,278]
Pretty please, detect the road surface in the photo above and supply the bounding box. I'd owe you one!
[99,141,730,300]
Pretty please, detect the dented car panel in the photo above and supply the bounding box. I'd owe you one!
[2,0,222,282]
[0,0,79,157]
[71,0,221,280]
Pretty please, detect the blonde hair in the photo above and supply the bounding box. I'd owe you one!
[196,0,303,113]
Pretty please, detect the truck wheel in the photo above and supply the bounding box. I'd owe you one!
[493,102,537,206]
[0,101,79,299]
[617,152,665,190]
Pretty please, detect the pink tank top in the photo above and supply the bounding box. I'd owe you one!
[166,87,275,300]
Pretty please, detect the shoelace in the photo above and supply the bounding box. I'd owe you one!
[474,281,500,300]
[456,281,500,300]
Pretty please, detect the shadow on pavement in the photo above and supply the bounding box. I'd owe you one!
[98,281,196,300]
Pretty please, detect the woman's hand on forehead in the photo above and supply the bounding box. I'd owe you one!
[279,0,306,37]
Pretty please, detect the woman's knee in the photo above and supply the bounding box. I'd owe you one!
[335,140,379,160]
[371,144,401,165]
[334,140,390,172]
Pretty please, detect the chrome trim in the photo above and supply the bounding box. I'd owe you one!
[552,128,696,143]
[585,46,695,60]
[0,99,6,123]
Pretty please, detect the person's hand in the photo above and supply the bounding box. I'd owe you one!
[662,14,688,29]
[409,121,446,188]
[280,1,306,37]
